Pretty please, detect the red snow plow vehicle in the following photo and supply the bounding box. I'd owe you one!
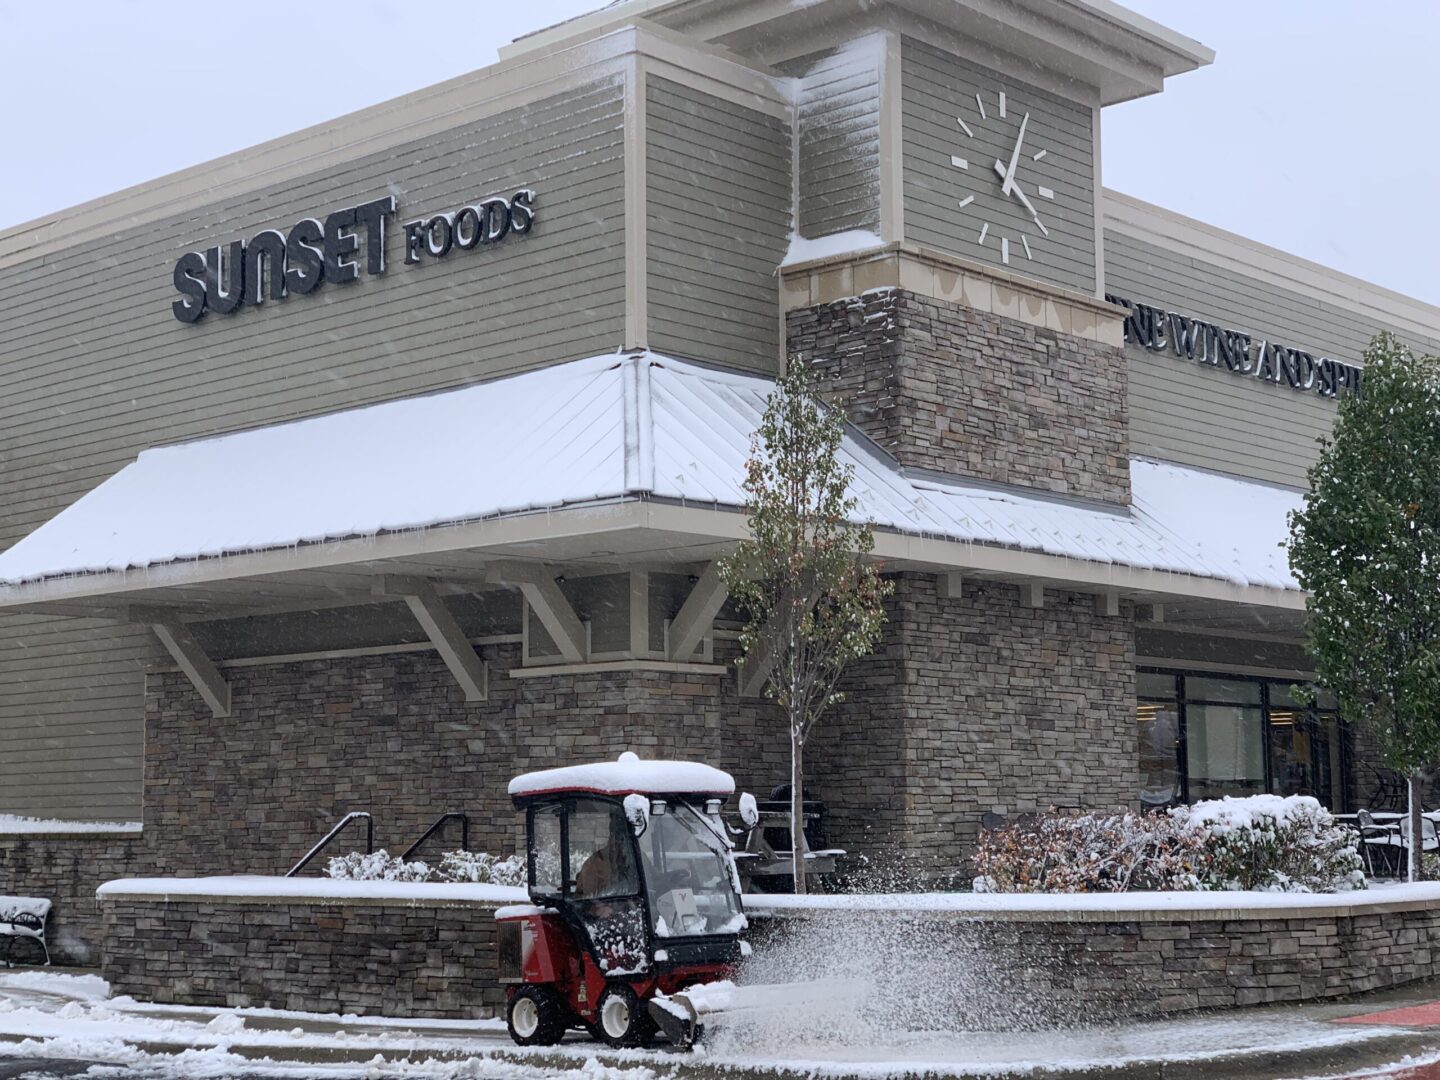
[496,752,761,1049]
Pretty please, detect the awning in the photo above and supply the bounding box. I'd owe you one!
[0,351,1305,619]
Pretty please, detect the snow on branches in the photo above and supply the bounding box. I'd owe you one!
[973,795,1364,894]
[325,849,526,886]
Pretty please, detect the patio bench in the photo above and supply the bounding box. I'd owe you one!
[0,896,51,966]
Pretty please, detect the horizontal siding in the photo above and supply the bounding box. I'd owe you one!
[0,617,152,819]
[645,76,791,371]
[901,38,1095,294]
[792,45,882,237]
[1108,229,1440,486]
[0,77,629,819]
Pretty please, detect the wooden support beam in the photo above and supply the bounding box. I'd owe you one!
[738,628,780,700]
[668,562,728,661]
[1100,591,1121,618]
[379,578,488,703]
[487,562,587,663]
[1023,582,1045,609]
[936,572,964,599]
[150,620,231,718]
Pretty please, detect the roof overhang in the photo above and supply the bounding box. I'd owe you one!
[0,352,1303,623]
[505,0,1213,105]
[0,498,1304,623]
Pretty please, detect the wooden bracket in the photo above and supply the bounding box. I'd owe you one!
[376,576,488,702]
[486,562,587,663]
[667,562,728,661]
[150,620,231,718]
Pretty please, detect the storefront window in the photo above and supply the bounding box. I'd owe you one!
[1137,674,1181,809]
[1136,669,1347,810]
[1186,701,1266,800]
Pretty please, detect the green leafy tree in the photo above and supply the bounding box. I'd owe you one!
[720,364,892,894]
[1289,333,1440,881]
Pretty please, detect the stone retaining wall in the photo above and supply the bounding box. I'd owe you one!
[101,894,505,1019]
[748,900,1440,1024]
[99,889,1440,1024]
[0,832,145,965]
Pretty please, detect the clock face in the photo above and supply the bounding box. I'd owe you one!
[947,87,1058,268]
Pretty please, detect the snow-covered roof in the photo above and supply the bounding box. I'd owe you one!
[0,351,1303,594]
[508,751,736,799]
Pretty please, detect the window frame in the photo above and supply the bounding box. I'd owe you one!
[1137,667,1349,810]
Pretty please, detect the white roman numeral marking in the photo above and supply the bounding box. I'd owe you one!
[978,222,990,245]
[1032,149,1047,162]
[976,93,986,120]
[998,92,1006,118]
[950,155,969,170]
[956,116,974,138]
[1001,236,1010,264]
[957,195,975,209]
[1037,186,1054,199]
[1021,235,1032,259]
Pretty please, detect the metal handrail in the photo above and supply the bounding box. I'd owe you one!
[401,812,470,861]
[286,811,374,878]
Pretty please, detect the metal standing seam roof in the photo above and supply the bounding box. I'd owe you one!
[0,351,1302,592]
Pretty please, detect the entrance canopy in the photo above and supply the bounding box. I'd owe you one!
[0,351,1304,622]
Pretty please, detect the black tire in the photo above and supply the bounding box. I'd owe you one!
[593,983,657,1048]
[507,985,569,1046]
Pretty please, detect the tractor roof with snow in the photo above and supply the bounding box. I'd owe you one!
[498,752,758,1048]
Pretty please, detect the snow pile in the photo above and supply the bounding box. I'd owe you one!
[508,751,735,798]
[0,814,140,835]
[1176,794,1366,894]
[782,229,885,268]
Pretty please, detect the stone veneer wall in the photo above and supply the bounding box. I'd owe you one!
[0,833,147,965]
[143,643,787,878]
[100,894,1440,1022]
[787,288,1130,505]
[808,574,1137,875]
[101,896,505,1018]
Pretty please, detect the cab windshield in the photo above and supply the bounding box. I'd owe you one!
[638,800,744,938]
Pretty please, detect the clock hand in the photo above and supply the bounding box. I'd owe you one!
[993,159,1041,219]
[1000,112,1030,195]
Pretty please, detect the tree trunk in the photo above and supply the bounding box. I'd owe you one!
[1410,774,1424,884]
[791,732,807,895]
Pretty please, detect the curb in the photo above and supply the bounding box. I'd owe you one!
[3,1023,1439,1079]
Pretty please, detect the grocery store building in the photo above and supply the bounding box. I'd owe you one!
[3,0,1440,961]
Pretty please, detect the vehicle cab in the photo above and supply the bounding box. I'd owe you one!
[497,752,752,1047]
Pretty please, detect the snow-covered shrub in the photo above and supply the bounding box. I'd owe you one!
[434,850,526,886]
[325,849,432,882]
[1174,794,1365,893]
[971,811,1207,893]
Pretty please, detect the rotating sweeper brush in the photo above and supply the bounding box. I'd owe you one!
[649,978,869,1050]
[494,752,851,1050]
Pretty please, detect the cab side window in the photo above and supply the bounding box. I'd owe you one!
[568,798,640,899]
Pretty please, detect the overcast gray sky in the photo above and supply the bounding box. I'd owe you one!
[1,1,1435,305]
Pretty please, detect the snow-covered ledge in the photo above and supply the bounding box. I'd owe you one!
[97,875,526,908]
[0,814,141,837]
[743,881,1440,923]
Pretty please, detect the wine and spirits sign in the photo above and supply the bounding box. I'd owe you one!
[170,188,536,324]
[1107,293,1363,399]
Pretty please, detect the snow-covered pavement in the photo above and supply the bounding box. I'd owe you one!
[0,969,1436,1079]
